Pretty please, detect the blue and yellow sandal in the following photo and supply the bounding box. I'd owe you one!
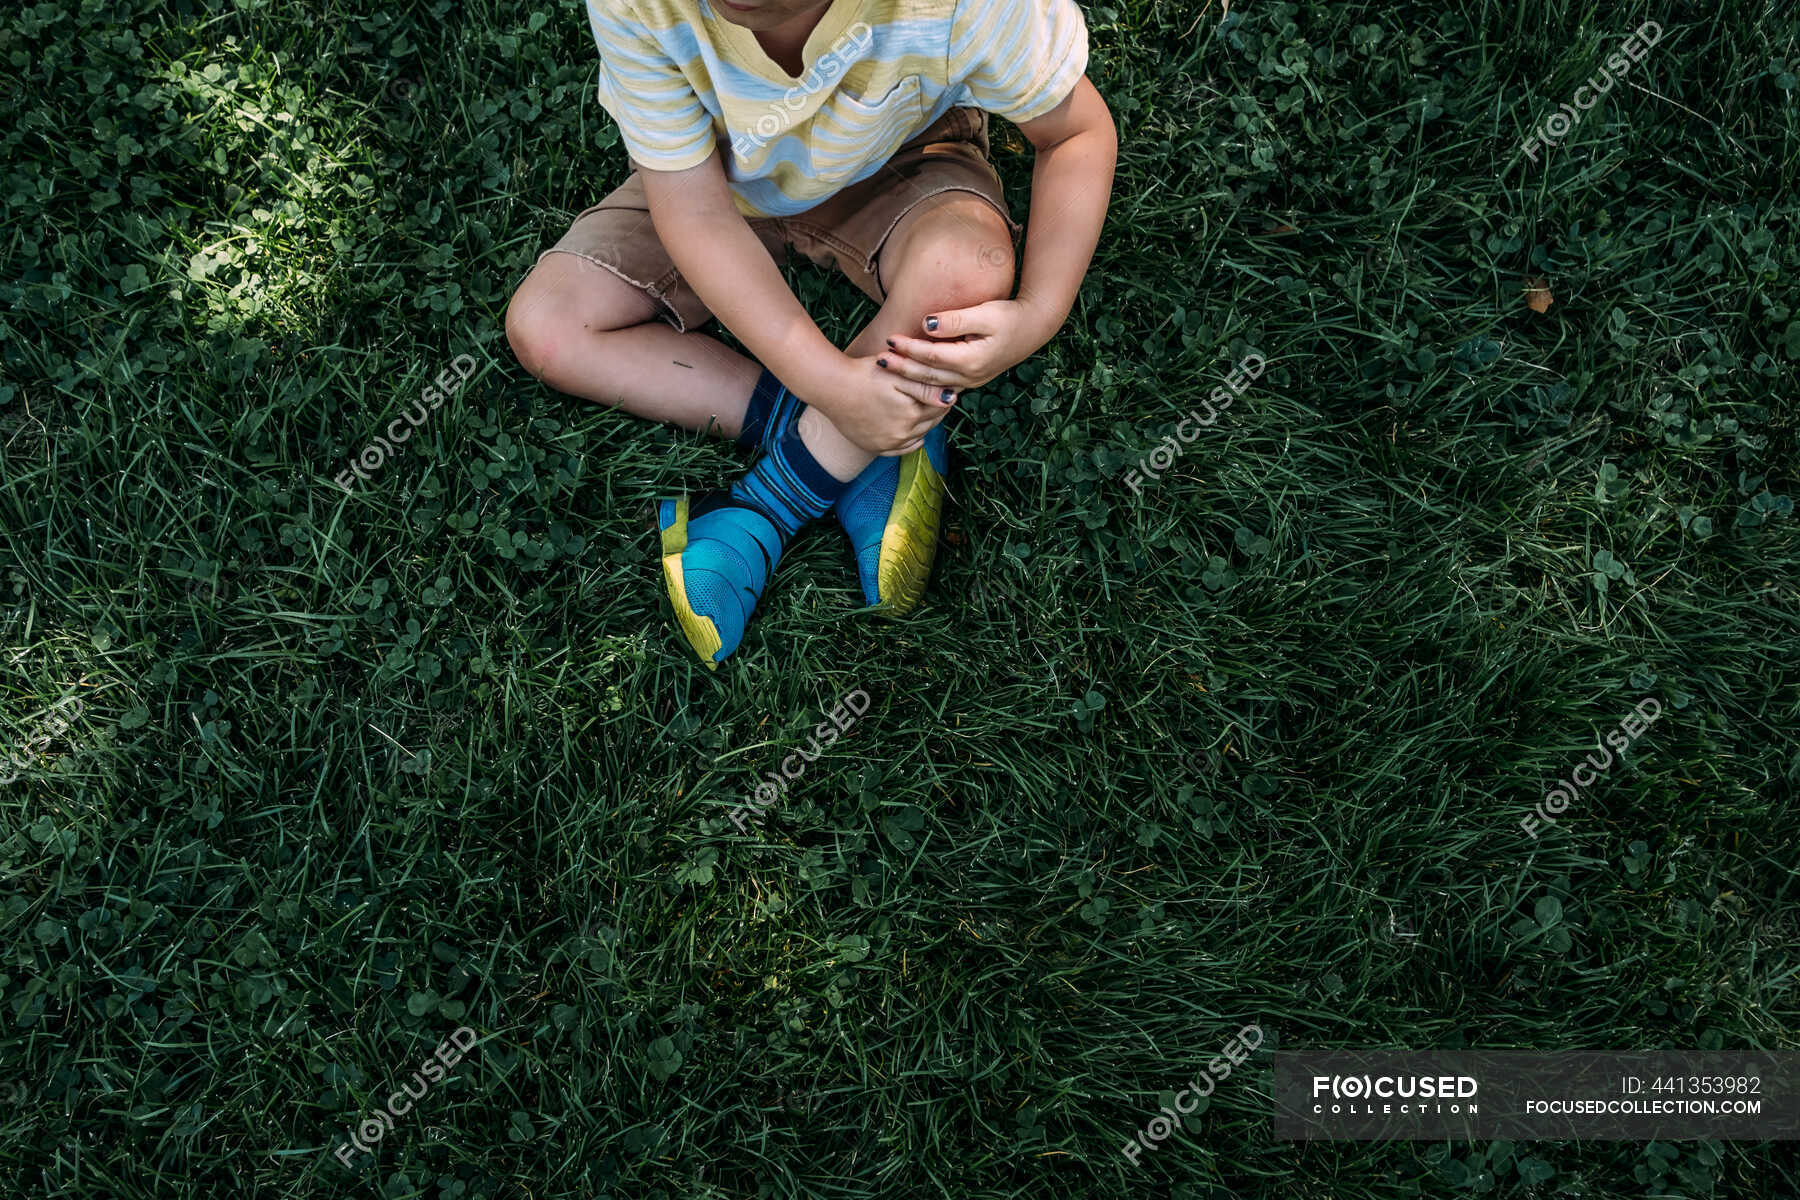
[834,422,950,615]
[656,491,786,668]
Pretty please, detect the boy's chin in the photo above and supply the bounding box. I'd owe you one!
[713,1,778,28]
[712,0,830,31]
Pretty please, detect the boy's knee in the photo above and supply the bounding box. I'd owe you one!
[505,256,653,381]
[504,274,566,380]
[883,198,1015,311]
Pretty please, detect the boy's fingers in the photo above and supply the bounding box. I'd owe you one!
[878,353,963,389]
[885,335,979,370]
[923,302,1000,339]
[895,377,954,408]
[904,412,945,444]
[923,309,967,338]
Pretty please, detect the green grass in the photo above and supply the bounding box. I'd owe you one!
[3,0,1800,1196]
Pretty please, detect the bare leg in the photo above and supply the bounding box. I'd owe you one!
[505,194,1012,470]
[505,254,763,439]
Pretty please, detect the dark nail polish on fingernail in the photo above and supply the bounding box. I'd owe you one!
[940,389,955,404]
[878,358,888,368]
[925,316,940,332]
[886,338,896,348]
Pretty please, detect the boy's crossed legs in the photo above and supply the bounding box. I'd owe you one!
[506,188,1012,467]
[506,115,1016,666]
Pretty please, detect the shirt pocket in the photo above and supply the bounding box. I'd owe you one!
[812,75,927,168]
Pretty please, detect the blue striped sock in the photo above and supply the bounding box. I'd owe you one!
[729,421,850,540]
[735,369,805,452]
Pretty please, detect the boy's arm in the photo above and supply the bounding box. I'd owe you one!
[639,154,948,454]
[638,154,838,395]
[883,77,1118,388]
[1012,76,1119,347]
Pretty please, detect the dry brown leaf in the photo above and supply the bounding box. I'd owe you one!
[1524,277,1554,313]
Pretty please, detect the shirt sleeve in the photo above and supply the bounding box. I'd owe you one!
[585,0,719,170]
[949,0,1090,125]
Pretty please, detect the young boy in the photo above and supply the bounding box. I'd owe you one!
[506,0,1116,667]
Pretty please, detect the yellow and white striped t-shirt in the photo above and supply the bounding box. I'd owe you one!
[584,0,1089,217]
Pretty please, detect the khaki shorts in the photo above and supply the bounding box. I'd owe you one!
[540,105,1021,333]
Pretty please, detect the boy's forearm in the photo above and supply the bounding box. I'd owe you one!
[640,162,846,408]
[1015,79,1119,347]
[668,212,845,401]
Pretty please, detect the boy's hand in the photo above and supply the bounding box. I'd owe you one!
[878,300,1047,393]
[878,77,1119,398]
[827,353,958,457]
